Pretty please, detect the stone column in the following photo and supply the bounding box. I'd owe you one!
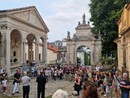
[1,32,6,67]
[35,39,39,64]
[127,42,130,76]
[31,47,33,60]
[6,30,11,75]
[28,45,30,62]
[43,37,47,65]
[67,42,70,64]
[21,39,26,64]
[122,44,126,68]
[1,27,11,76]
[42,43,44,62]
[73,42,76,65]
[91,40,96,65]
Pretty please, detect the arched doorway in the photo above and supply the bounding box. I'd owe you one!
[26,34,36,62]
[10,29,22,65]
[76,45,91,66]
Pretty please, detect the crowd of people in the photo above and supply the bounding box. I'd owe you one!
[0,63,130,98]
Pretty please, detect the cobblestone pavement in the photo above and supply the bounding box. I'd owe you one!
[0,78,78,98]
[0,78,109,98]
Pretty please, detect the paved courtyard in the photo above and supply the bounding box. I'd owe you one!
[0,78,78,98]
[0,78,115,98]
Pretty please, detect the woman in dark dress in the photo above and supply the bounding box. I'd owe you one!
[74,74,82,96]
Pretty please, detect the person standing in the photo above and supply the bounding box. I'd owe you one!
[120,73,130,98]
[105,72,114,98]
[73,74,82,96]
[36,70,46,98]
[113,71,121,98]
[21,71,31,98]
[12,69,21,96]
[1,77,7,94]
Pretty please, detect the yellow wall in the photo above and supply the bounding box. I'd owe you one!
[118,4,130,35]
[116,4,130,74]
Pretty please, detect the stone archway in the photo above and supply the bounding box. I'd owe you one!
[66,14,101,65]
[10,29,22,65]
[26,34,37,62]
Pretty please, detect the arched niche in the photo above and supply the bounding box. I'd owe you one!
[26,34,36,62]
[10,29,22,64]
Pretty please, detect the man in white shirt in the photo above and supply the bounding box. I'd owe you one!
[95,65,100,72]
[21,71,31,98]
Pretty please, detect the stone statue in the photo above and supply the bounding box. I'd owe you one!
[82,14,86,24]
[78,21,81,26]
[67,31,70,39]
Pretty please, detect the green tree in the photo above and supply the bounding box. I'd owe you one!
[84,52,90,65]
[89,0,127,56]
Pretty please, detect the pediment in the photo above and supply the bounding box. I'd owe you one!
[6,6,49,32]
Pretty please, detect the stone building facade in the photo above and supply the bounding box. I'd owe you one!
[114,3,130,73]
[0,6,49,76]
[66,14,101,65]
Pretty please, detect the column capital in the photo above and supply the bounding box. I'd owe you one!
[44,37,48,40]
[20,39,27,44]
[35,40,39,45]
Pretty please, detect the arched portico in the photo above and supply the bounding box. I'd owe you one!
[0,6,49,76]
[10,29,22,66]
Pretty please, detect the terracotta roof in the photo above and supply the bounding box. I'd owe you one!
[0,6,35,12]
[47,45,60,53]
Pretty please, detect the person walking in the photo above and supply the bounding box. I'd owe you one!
[36,70,46,98]
[21,71,31,98]
[12,69,21,96]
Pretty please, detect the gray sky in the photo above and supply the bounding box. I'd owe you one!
[0,0,91,42]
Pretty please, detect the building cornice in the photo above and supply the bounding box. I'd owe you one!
[114,37,121,43]
[120,26,130,36]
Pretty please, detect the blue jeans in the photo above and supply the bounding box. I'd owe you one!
[122,93,129,98]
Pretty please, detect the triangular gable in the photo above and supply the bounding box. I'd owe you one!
[0,6,49,32]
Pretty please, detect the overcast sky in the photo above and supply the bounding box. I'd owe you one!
[0,0,91,42]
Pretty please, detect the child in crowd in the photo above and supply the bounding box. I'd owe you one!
[2,77,7,94]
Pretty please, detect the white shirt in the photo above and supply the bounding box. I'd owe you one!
[45,70,49,76]
[2,80,7,87]
[22,75,31,86]
[96,66,100,71]
[0,68,4,74]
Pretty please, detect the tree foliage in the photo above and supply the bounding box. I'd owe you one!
[89,0,127,56]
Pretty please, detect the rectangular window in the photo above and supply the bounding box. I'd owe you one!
[39,53,41,60]
[13,51,16,56]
